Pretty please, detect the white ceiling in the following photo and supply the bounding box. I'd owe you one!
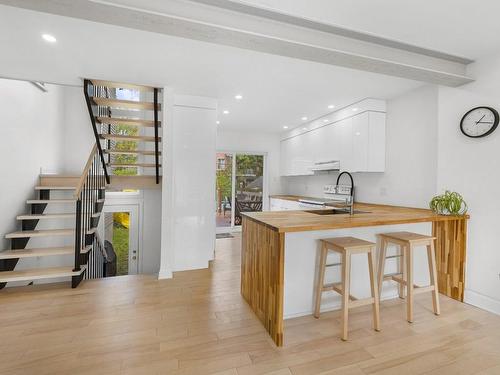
[0,4,426,132]
[232,0,500,60]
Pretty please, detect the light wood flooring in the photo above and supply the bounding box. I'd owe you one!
[1,234,500,374]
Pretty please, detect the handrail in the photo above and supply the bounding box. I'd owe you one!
[74,144,98,199]
[154,88,160,184]
[83,78,110,184]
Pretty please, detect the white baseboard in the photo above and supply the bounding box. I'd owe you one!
[464,289,500,315]
[284,291,399,320]
[158,269,173,279]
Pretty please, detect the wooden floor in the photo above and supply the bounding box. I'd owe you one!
[1,234,500,375]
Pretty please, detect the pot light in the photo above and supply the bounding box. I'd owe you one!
[301,116,308,121]
[323,119,329,123]
[328,105,335,109]
[42,34,57,43]
[235,94,243,100]
[283,126,288,129]
[223,110,230,115]
[352,107,359,112]
[216,121,220,125]
[302,127,307,130]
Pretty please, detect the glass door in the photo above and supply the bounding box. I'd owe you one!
[216,152,265,232]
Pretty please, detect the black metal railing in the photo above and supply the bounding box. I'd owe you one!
[85,232,110,280]
[83,79,110,184]
[154,88,160,184]
[72,145,107,288]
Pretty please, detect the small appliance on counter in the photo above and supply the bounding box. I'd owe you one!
[298,171,355,214]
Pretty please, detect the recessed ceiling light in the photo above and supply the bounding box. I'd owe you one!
[328,105,335,109]
[42,34,57,43]
[323,119,329,123]
[352,107,359,112]
[216,121,220,125]
[283,126,288,129]
[302,127,307,130]
[235,94,243,100]
[223,110,230,115]
[301,116,308,121]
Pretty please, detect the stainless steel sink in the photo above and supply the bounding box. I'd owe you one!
[304,209,371,215]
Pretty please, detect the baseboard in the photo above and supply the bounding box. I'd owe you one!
[464,289,500,315]
[284,290,399,320]
[158,269,173,279]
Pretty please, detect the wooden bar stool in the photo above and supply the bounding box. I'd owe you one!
[377,232,440,323]
[314,237,380,341]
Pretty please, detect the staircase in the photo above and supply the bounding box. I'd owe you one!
[0,79,163,289]
[84,79,163,186]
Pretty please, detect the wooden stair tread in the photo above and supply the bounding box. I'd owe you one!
[100,134,160,142]
[92,97,159,111]
[90,79,156,92]
[17,213,75,220]
[27,199,76,204]
[6,227,97,239]
[35,186,75,190]
[104,149,160,156]
[0,247,73,259]
[0,266,85,283]
[108,163,159,168]
[6,229,74,239]
[96,117,160,127]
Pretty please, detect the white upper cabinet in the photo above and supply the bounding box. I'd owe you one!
[280,99,386,176]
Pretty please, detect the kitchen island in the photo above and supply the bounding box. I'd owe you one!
[241,202,468,346]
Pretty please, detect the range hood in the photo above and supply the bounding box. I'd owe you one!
[310,160,340,172]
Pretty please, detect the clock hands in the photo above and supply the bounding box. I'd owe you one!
[477,121,494,124]
[476,114,486,124]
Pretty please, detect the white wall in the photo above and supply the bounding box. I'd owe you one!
[216,130,282,197]
[437,53,500,314]
[60,85,94,174]
[0,79,65,250]
[285,85,439,208]
[160,93,217,277]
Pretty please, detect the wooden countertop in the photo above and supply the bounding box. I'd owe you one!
[242,202,469,233]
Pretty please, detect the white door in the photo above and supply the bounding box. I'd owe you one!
[98,204,140,275]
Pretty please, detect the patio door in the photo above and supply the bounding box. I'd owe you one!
[216,152,265,232]
[98,204,140,275]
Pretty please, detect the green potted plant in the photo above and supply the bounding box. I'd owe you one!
[429,190,468,216]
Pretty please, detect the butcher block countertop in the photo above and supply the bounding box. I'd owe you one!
[242,202,469,233]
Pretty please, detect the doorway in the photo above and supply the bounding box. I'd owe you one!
[216,152,266,232]
[98,205,140,275]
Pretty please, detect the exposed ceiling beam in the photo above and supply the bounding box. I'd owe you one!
[0,0,474,86]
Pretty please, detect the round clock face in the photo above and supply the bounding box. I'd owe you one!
[460,106,499,138]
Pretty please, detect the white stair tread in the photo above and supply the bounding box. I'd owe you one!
[17,213,75,220]
[92,97,158,111]
[108,163,159,168]
[100,134,159,142]
[104,149,160,156]
[0,247,73,259]
[35,186,76,190]
[96,117,160,127]
[27,199,76,204]
[0,266,85,283]
[6,229,74,239]
[90,79,156,92]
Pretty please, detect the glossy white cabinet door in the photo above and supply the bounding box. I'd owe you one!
[368,112,386,172]
[337,117,353,171]
[352,112,369,172]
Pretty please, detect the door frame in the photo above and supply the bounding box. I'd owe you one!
[98,203,141,275]
[216,150,268,233]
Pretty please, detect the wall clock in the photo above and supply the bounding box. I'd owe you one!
[460,106,499,138]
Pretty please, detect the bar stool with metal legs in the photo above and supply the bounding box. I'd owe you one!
[377,232,440,323]
[314,237,381,341]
